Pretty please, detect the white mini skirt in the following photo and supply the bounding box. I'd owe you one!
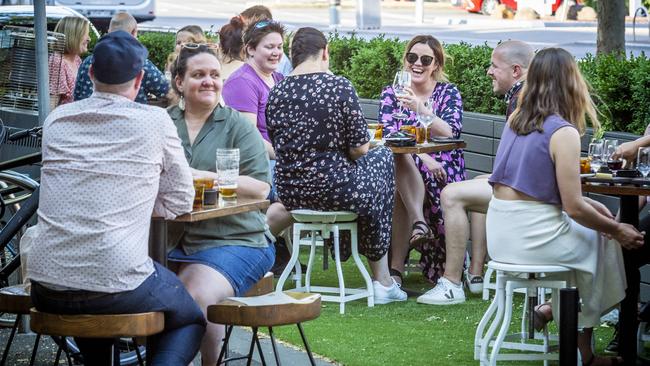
[486,197,626,328]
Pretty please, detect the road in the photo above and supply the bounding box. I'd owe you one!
[142,0,650,58]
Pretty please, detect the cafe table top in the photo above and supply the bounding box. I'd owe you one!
[171,197,270,222]
[372,141,466,154]
[581,176,650,196]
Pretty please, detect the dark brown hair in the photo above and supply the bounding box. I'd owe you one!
[403,35,448,82]
[242,20,285,55]
[290,27,327,69]
[509,47,599,136]
[170,45,219,94]
[219,16,245,63]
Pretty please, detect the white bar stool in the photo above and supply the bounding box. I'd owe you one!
[275,209,374,314]
[475,261,572,366]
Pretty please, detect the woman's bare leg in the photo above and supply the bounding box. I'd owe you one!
[390,193,410,284]
[394,154,427,226]
[177,263,235,366]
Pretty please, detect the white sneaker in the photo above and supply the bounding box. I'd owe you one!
[464,270,484,295]
[373,278,407,304]
[417,277,466,305]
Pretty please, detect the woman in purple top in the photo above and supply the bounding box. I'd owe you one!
[488,48,642,365]
[222,20,284,160]
[379,35,465,284]
[222,19,291,238]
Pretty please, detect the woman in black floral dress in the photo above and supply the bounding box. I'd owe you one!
[266,27,406,304]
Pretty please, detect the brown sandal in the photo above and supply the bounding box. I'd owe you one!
[409,220,433,250]
[533,302,553,331]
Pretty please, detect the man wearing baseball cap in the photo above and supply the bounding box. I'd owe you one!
[27,31,205,364]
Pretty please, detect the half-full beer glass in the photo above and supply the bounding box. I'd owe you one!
[216,148,239,199]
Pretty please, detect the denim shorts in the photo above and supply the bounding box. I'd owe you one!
[168,242,275,296]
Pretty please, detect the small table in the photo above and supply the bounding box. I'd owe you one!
[149,198,270,267]
[582,177,650,364]
[371,140,466,154]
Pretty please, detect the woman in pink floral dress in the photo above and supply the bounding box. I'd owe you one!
[49,16,90,107]
[379,35,465,285]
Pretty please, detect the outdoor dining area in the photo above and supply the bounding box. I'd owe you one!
[3,1,650,365]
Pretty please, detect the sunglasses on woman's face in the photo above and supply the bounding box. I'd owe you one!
[406,52,434,67]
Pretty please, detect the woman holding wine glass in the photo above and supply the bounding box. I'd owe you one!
[378,35,465,285]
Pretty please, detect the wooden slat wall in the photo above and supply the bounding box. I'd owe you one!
[360,98,650,301]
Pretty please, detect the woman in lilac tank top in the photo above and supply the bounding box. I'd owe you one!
[487,48,642,365]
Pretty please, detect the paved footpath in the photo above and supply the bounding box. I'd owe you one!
[0,325,337,365]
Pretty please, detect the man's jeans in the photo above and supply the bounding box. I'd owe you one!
[31,262,206,366]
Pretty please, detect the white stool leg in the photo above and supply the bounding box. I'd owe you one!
[490,280,515,366]
[332,224,346,314]
[475,281,500,360]
[276,224,303,292]
[305,229,318,292]
[480,272,505,365]
[349,223,374,307]
[483,267,495,301]
[521,289,529,340]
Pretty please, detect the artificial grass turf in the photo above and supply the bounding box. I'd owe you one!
[269,248,616,366]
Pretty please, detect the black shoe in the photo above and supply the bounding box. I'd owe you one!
[271,237,291,276]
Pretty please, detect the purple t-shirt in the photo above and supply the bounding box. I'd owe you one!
[222,63,284,142]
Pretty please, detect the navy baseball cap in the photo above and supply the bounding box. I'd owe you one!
[92,30,148,84]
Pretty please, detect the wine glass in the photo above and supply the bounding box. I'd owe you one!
[417,97,435,143]
[638,147,650,179]
[588,141,603,173]
[392,70,412,120]
[605,144,623,175]
[603,139,619,155]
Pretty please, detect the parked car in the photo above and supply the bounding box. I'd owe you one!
[0,5,101,38]
[50,0,155,31]
[465,0,568,16]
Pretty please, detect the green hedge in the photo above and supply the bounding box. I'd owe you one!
[136,31,650,135]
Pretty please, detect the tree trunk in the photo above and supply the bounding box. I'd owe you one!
[596,0,626,55]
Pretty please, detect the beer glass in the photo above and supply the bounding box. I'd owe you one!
[216,148,239,200]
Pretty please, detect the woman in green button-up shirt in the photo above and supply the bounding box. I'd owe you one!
[166,44,275,364]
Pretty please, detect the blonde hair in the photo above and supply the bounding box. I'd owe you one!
[403,35,448,82]
[54,16,89,55]
[509,47,599,136]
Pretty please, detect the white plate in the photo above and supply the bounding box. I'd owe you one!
[580,173,596,178]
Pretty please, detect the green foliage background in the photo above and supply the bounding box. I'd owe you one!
[136,31,650,135]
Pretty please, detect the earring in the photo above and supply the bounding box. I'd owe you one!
[178,95,185,111]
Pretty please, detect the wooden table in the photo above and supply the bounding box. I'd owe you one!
[149,197,270,267]
[582,178,650,364]
[372,141,466,154]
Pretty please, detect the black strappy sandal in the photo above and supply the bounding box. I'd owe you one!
[389,268,403,285]
[409,220,433,250]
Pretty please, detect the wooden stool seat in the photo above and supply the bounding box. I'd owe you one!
[209,292,321,365]
[30,310,164,338]
[208,291,321,328]
[0,284,32,314]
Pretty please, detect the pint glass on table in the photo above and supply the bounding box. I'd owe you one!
[217,148,239,200]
